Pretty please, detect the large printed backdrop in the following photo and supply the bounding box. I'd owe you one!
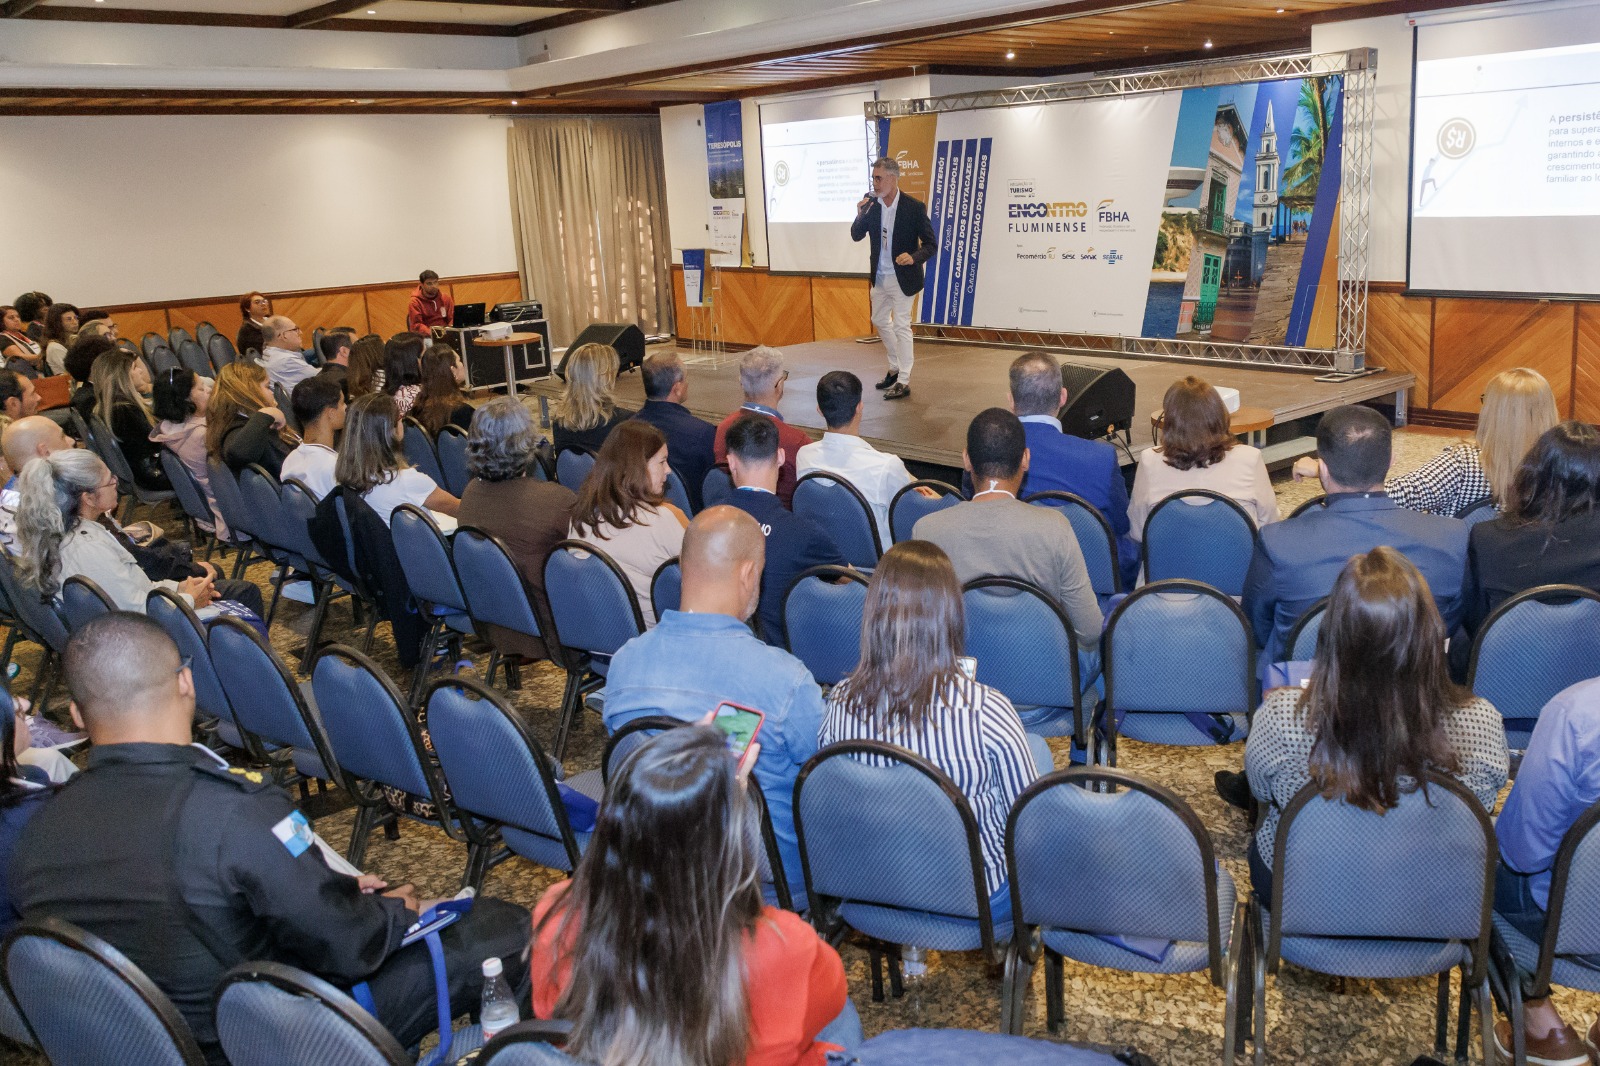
[885,76,1344,348]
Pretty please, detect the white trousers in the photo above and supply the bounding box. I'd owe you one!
[870,274,916,383]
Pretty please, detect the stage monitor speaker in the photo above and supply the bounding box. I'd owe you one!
[1057,363,1136,443]
[558,322,645,380]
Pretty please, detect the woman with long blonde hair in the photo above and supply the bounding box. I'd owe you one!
[1386,367,1557,516]
[552,342,634,455]
[90,349,169,492]
[206,361,298,477]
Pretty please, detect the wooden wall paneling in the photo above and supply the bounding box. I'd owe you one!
[1365,290,1432,406]
[365,285,417,339]
[274,292,368,337]
[811,276,872,341]
[1575,304,1600,426]
[115,308,172,345]
[451,277,523,313]
[717,272,812,347]
[166,301,246,341]
[1430,297,1575,416]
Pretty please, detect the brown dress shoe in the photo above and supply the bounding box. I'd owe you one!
[1494,1018,1597,1066]
[883,382,911,400]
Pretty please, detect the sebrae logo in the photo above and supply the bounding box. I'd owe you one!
[1106,249,1124,266]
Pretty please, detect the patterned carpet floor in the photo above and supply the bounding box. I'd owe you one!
[6,426,1577,1066]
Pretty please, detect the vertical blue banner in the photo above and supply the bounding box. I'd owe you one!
[925,139,955,323]
[921,137,993,326]
[704,101,745,199]
[960,137,992,326]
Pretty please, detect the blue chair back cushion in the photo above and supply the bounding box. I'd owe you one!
[543,546,640,656]
[390,507,467,612]
[783,573,867,686]
[208,623,319,754]
[891,485,959,544]
[1142,495,1255,595]
[311,653,431,797]
[793,475,879,568]
[435,428,471,497]
[1472,595,1600,724]
[963,584,1076,710]
[214,980,394,1066]
[1108,590,1250,714]
[402,422,444,486]
[454,530,541,637]
[555,450,595,492]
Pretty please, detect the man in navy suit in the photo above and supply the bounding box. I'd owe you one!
[850,157,938,401]
[633,350,715,511]
[1004,352,1138,589]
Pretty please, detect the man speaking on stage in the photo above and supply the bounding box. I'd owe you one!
[851,157,938,401]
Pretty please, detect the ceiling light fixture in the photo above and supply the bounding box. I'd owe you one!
[1276,7,1285,11]
[1203,38,1214,48]
[1005,50,1016,59]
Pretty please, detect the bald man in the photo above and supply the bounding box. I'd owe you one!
[602,506,823,902]
[0,414,71,550]
[11,613,531,1065]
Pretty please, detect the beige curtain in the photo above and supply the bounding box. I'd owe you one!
[507,116,673,347]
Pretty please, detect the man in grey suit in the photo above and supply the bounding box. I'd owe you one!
[1218,404,1470,808]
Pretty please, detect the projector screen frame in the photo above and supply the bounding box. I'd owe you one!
[759,87,881,278]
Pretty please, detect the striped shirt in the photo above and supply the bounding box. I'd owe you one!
[1386,440,1492,518]
[820,676,1038,895]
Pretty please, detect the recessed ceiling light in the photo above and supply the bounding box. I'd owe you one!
[1276,7,1285,11]
[1005,50,1016,59]
[1203,39,1214,48]
[366,8,376,13]
[511,100,519,106]
[1108,30,1114,34]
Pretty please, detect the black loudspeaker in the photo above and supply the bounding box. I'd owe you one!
[1057,363,1136,444]
[558,322,646,380]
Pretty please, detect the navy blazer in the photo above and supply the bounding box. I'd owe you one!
[849,192,939,296]
[634,400,716,511]
[1243,492,1469,665]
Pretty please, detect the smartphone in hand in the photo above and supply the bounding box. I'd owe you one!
[711,702,765,759]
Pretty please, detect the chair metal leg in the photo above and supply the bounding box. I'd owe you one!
[1454,964,1475,1064]
[1223,900,1249,1063]
[1002,942,1032,1036]
[360,610,379,654]
[1252,904,1268,1066]
[264,564,288,626]
[552,669,584,762]
[1435,969,1453,1057]
[886,943,904,999]
[1473,976,1499,1066]
[408,619,443,707]
[230,544,250,580]
[346,804,378,867]
[485,650,501,685]
[299,581,336,673]
[867,943,885,1003]
[462,840,490,894]
[0,626,18,675]
[27,650,56,708]
[1044,948,1064,1034]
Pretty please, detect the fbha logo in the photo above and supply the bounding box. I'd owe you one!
[1106,249,1124,266]
[1097,198,1131,224]
[894,150,922,171]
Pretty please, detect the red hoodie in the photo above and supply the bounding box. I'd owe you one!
[406,285,455,334]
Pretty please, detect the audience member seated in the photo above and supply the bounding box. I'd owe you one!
[11,613,532,1065]
[346,333,387,399]
[149,367,226,537]
[530,726,857,1065]
[1492,675,1600,1065]
[14,450,219,613]
[819,539,1039,916]
[410,344,473,435]
[795,370,915,545]
[1004,352,1137,587]
[382,332,425,416]
[602,507,822,903]
[633,350,715,511]
[0,416,70,551]
[279,375,346,500]
[1386,367,1556,516]
[1462,421,1600,639]
[0,306,43,378]
[1128,375,1278,542]
[0,689,59,937]
[41,302,78,377]
[315,329,353,397]
[207,362,298,478]
[235,290,271,356]
[567,420,686,627]
[714,346,811,508]
[552,342,634,456]
[724,412,846,646]
[257,315,318,393]
[0,369,38,424]
[12,293,49,346]
[406,269,454,335]
[1231,548,1507,854]
[63,332,114,409]
[457,397,577,663]
[1242,404,1468,668]
[915,407,1101,649]
[336,393,458,527]
[92,348,171,492]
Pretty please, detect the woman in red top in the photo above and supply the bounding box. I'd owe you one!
[530,725,857,1066]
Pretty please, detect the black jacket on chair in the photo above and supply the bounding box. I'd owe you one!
[850,192,939,296]
[308,487,426,669]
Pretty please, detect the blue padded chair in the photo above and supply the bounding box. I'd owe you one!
[310,644,467,871]
[795,740,1011,1005]
[147,587,251,757]
[176,340,213,380]
[889,479,962,544]
[207,457,270,580]
[1488,798,1600,1066]
[1247,774,1497,1066]
[427,677,591,891]
[390,504,475,706]
[213,962,408,1066]
[1466,585,1600,749]
[701,466,733,509]
[1458,496,1498,525]
[160,450,221,560]
[194,322,217,349]
[167,327,192,351]
[239,464,311,626]
[59,575,116,633]
[662,468,692,516]
[1141,490,1257,597]
[783,565,869,687]
[0,550,70,705]
[793,471,882,569]
[401,417,445,488]
[1284,597,1328,662]
[208,615,341,794]
[87,412,175,522]
[962,576,1091,745]
[149,345,181,377]
[1,916,205,1066]
[1003,768,1241,1048]
[1098,579,1255,761]
[555,448,595,492]
[435,425,471,497]
[272,383,297,433]
[473,1021,576,1065]
[543,540,645,761]
[650,557,682,620]
[206,333,236,372]
[452,525,552,693]
[140,332,166,360]
[278,477,363,671]
[1025,491,1123,600]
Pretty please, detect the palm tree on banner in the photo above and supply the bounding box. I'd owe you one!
[1281,76,1339,201]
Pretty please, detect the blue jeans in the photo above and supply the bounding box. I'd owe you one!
[816,997,864,1049]
[1494,863,1600,988]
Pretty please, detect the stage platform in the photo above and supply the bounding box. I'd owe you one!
[517,339,1415,472]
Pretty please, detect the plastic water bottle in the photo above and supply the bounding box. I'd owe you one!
[480,957,519,1041]
[900,945,928,1021]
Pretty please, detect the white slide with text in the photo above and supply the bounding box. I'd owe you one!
[760,90,876,274]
